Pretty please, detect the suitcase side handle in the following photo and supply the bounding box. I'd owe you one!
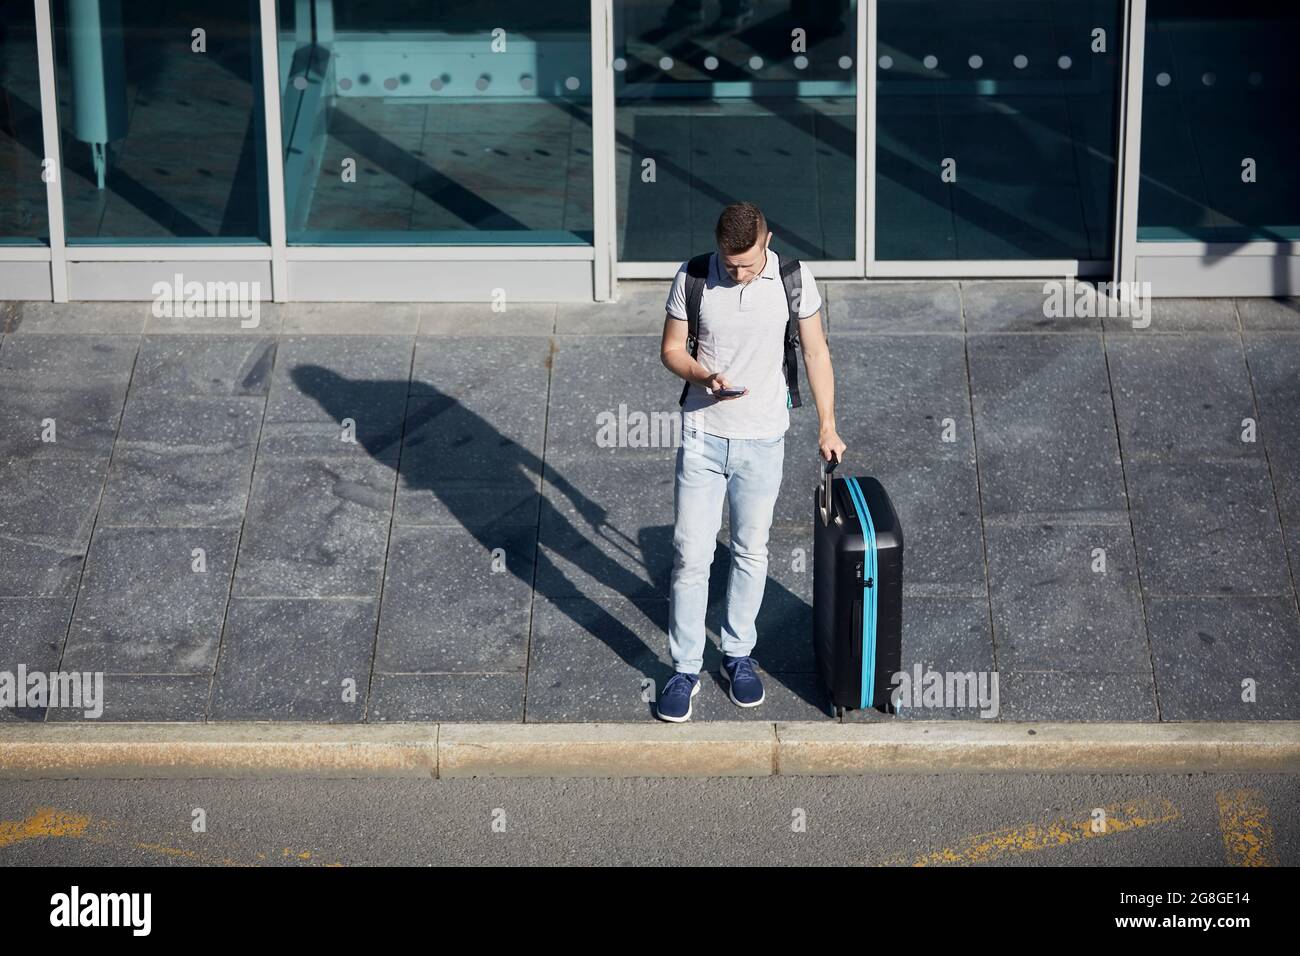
[818,451,841,526]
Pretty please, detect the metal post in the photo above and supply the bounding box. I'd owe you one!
[33,0,67,300]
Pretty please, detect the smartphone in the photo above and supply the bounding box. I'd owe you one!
[713,386,747,398]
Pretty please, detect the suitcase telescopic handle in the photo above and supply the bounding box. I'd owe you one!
[819,451,841,526]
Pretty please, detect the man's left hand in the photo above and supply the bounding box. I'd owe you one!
[819,427,847,464]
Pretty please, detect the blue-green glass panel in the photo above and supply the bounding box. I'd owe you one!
[278,0,593,245]
[53,0,269,244]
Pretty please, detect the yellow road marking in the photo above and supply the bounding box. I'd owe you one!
[0,808,90,848]
[0,806,336,866]
[1216,789,1276,867]
[884,797,1181,866]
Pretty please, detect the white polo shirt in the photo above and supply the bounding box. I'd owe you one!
[665,249,822,440]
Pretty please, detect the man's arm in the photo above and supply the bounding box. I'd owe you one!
[661,313,742,397]
[798,309,847,463]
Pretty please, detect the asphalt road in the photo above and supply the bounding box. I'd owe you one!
[1,772,1295,867]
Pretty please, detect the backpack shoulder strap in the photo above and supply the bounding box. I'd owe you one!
[778,256,804,409]
[678,253,712,407]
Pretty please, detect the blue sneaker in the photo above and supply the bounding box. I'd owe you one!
[656,672,701,722]
[720,655,764,707]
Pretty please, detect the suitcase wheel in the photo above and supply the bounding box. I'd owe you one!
[834,705,845,719]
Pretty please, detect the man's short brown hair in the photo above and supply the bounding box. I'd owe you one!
[715,201,768,255]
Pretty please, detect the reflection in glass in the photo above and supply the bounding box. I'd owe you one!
[876,0,1122,260]
[0,0,49,243]
[614,0,856,262]
[279,1,592,245]
[52,0,268,243]
[1138,1,1300,242]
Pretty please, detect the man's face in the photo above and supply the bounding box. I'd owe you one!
[720,232,772,284]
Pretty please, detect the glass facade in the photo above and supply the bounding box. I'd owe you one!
[613,0,856,262]
[0,0,48,243]
[875,0,1122,261]
[1137,0,1300,243]
[0,1,1297,297]
[51,0,268,244]
[278,0,593,245]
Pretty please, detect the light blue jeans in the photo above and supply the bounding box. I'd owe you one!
[668,424,785,674]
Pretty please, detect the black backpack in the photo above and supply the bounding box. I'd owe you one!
[677,252,809,409]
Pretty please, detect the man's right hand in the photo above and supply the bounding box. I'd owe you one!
[701,371,745,400]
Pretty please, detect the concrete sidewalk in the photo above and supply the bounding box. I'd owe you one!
[1,282,1298,728]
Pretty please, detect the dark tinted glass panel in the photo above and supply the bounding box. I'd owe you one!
[614,0,857,262]
[1138,0,1300,242]
[0,0,49,243]
[876,0,1122,260]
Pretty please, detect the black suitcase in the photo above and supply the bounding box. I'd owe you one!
[812,456,904,715]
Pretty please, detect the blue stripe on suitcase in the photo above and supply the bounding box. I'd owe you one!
[844,477,877,709]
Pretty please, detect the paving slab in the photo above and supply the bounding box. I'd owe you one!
[62,526,239,674]
[45,675,211,723]
[546,335,682,463]
[1237,297,1300,331]
[1128,460,1290,597]
[0,599,75,722]
[827,281,963,333]
[967,333,1126,521]
[368,673,526,723]
[1243,332,1300,517]
[1103,297,1237,334]
[523,594,670,722]
[984,522,1148,673]
[418,303,556,336]
[1108,333,1259,462]
[375,523,536,673]
[535,457,676,602]
[963,280,1098,332]
[260,335,413,461]
[1146,595,1300,721]
[996,671,1159,722]
[131,335,276,396]
[98,393,263,528]
[0,458,105,598]
[233,457,397,599]
[209,598,376,721]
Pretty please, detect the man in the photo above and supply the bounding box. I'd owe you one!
[656,201,846,722]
